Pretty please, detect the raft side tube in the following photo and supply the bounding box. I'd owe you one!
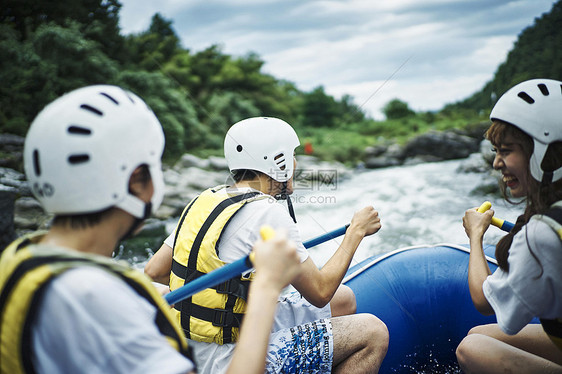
[344,244,499,372]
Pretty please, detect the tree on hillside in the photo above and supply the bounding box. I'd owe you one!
[206,92,261,134]
[187,45,230,100]
[382,99,415,120]
[0,22,119,135]
[338,94,367,124]
[118,70,207,157]
[449,0,562,112]
[123,13,182,71]
[302,86,339,127]
[222,53,299,121]
[493,0,562,94]
[1,0,124,59]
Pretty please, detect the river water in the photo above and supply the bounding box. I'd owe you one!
[290,157,519,269]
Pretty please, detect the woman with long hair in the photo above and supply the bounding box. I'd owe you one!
[456,79,562,373]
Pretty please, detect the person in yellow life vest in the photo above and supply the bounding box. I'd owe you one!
[0,86,303,374]
[456,79,562,373]
[145,117,389,373]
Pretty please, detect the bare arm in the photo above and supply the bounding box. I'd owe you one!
[292,206,381,307]
[226,231,301,374]
[463,208,495,315]
[144,243,173,285]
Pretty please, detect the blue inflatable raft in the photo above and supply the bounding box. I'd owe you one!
[344,244,499,373]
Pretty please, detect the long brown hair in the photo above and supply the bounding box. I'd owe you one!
[485,120,562,271]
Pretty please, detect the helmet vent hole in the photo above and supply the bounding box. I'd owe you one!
[538,84,549,96]
[68,154,90,164]
[236,145,243,152]
[80,104,103,116]
[100,92,119,105]
[67,126,92,135]
[517,92,535,104]
[274,153,286,170]
[33,149,41,176]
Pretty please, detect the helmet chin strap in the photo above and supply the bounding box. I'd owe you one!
[119,202,152,242]
[116,168,164,243]
[531,141,562,185]
[275,181,297,223]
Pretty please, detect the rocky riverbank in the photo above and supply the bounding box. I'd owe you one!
[361,122,490,169]
[0,127,495,252]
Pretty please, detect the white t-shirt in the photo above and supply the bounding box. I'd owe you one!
[32,267,194,374]
[483,218,562,335]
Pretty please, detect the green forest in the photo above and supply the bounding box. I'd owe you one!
[1,0,561,165]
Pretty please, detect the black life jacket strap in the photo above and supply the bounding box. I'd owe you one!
[174,303,245,329]
[540,318,562,339]
[171,260,250,300]
[543,206,562,224]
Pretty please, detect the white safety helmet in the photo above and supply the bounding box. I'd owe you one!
[490,78,562,183]
[24,85,165,218]
[224,117,300,182]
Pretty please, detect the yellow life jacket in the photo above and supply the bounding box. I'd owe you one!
[535,201,562,351]
[0,232,191,374]
[169,185,267,344]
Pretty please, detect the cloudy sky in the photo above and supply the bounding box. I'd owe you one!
[118,0,556,120]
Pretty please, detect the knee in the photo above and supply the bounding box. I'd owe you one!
[466,324,486,335]
[331,285,357,316]
[358,313,389,353]
[455,334,481,371]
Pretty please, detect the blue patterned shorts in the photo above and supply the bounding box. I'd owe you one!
[265,318,333,374]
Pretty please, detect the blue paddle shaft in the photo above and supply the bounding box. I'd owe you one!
[303,224,349,248]
[165,255,253,305]
[164,224,349,305]
[500,220,514,232]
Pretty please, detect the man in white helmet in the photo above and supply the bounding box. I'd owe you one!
[0,87,303,374]
[146,117,389,373]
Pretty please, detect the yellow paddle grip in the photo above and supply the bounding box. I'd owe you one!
[476,201,504,228]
